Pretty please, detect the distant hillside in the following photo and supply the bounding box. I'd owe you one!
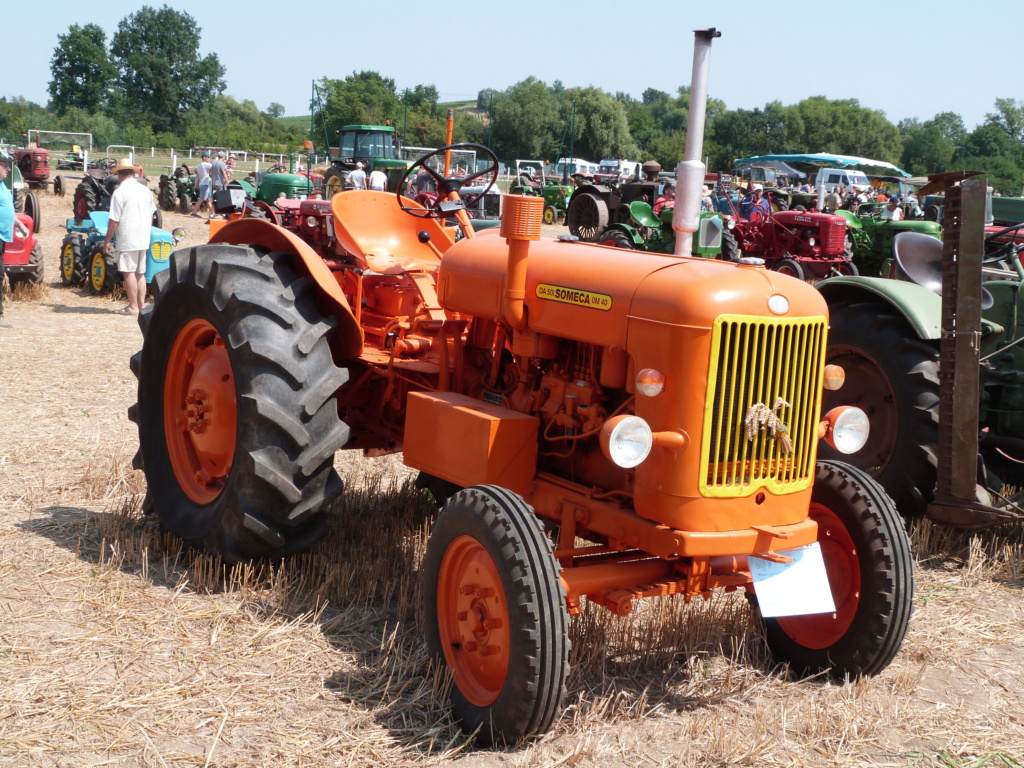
[278,115,312,131]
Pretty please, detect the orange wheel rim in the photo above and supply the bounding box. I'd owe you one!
[436,535,511,707]
[163,318,237,504]
[776,503,861,649]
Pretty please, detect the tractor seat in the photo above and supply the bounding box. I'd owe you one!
[330,190,455,273]
[630,200,661,229]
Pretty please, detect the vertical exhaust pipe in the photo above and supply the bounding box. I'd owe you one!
[673,28,721,257]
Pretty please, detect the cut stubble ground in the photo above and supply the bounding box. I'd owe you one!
[0,189,1022,767]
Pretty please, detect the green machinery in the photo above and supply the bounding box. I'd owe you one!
[595,200,726,258]
[835,202,943,276]
[509,160,574,224]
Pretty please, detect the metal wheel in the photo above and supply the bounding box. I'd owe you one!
[129,246,350,562]
[60,234,87,286]
[566,192,609,242]
[761,461,913,677]
[424,486,568,745]
[88,249,120,294]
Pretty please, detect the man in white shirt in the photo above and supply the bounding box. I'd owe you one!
[368,168,387,191]
[880,198,904,221]
[190,152,212,217]
[102,158,156,315]
[349,162,366,190]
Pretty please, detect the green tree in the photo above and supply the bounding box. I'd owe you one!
[561,86,638,162]
[110,5,225,134]
[48,24,116,116]
[899,112,966,176]
[266,102,285,119]
[318,71,401,137]
[489,77,561,161]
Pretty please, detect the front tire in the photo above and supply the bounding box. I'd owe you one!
[773,257,805,280]
[820,302,939,517]
[129,246,350,562]
[721,228,740,262]
[60,234,87,286]
[598,229,636,249]
[542,205,558,226]
[761,461,913,677]
[423,486,569,745]
[88,249,120,294]
[566,192,609,242]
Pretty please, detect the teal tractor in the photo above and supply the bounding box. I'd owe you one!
[835,202,942,276]
[817,172,1024,529]
[59,211,184,295]
[509,160,574,225]
[595,199,726,258]
[322,124,412,197]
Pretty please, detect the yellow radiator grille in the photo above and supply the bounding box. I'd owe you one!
[150,241,171,262]
[699,315,827,497]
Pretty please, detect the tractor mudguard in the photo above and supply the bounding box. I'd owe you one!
[210,217,363,359]
[603,223,644,246]
[817,277,942,339]
[834,210,862,229]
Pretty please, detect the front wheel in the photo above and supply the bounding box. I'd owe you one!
[25,193,41,233]
[88,249,120,294]
[598,229,636,249]
[129,246,350,562]
[423,486,569,745]
[760,461,913,677]
[542,205,558,225]
[324,167,346,198]
[178,193,192,215]
[60,234,87,286]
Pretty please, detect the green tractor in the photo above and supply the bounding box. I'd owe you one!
[835,202,942,276]
[509,160,574,225]
[322,124,411,197]
[818,172,1024,528]
[158,165,198,214]
[595,199,727,258]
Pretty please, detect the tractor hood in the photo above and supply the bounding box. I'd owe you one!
[438,236,827,348]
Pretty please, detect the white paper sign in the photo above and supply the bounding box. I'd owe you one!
[749,542,837,618]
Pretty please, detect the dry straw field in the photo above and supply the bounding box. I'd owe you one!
[1,189,1022,767]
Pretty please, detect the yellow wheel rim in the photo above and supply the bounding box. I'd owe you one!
[62,243,75,281]
[90,252,105,292]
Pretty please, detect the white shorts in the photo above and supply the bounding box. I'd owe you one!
[118,249,147,275]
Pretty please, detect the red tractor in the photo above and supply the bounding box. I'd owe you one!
[2,212,44,285]
[129,31,912,745]
[15,147,67,200]
[716,179,856,279]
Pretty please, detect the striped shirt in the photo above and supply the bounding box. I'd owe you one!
[109,176,155,251]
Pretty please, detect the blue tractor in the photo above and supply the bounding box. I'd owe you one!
[59,211,184,294]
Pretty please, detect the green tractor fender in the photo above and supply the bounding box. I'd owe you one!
[817,276,943,340]
[834,209,862,230]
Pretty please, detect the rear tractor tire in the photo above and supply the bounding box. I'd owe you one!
[759,461,913,678]
[129,245,351,562]
[820,301,939,517]
[721,228,740,262]
[566,192,609,242]
[423,486,569,745]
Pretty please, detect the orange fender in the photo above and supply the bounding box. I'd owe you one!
[210,218,363,359]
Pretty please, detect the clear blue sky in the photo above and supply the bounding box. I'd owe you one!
[5,0,1020,135]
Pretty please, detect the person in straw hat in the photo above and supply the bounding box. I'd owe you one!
[102,158,155,315]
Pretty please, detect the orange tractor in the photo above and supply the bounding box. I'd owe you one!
[130,30,912,744]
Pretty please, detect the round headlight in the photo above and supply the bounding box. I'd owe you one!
[767,294,789,315]
[808,236,816,247]
[826,406,869,454]
[600,415,653,468]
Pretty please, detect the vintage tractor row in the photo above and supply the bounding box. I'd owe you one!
[509,160,574,224]
[1,212,44,286]
[819,172,1024,528]
[59,211,182,294]
[595,199,728,259]
[130,31,912,745]
[835,202,942,276]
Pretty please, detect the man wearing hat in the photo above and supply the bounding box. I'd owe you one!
[880,197,904,221]
[0,153,31,328]
[102,158,156,315]
[740,183,771,220]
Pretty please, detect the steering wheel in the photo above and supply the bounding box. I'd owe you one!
[983,222,1024,264]
[397,143,498,219]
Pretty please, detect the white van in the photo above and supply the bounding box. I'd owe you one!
[816,167,871,193]
[598,158,641,181]
[555,157,599,177]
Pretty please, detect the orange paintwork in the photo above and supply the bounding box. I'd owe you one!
[436,534,511,706]
[211,217,363,359]
[163,319,236,504]
[404,391,539,496]
[329,190,455,271]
